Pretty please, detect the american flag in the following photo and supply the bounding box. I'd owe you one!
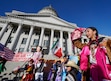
[0,43,15,61]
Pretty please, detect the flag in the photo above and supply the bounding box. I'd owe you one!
[0,43,15,61]
[51,39,62,58]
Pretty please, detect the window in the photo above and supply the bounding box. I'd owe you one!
[0,27,2,31]
[5,28,8,32]
[31,47,36,52]
[33,39,39,46]
[21,38,27,44]
[63,42,66,47]
[19,48,24,52]
[8,37,13,43]
[12,27,17,33]
[25,31,29,34]
[42,49,49,55]
[44,40,49,47]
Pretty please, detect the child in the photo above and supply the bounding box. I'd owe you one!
[35,58,46,81]
[22,59,35,81]
[32,46,43,67]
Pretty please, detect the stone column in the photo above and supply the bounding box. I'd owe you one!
[24,26,34,52]
[49,29,54,54]
[60,30,63,53]
[0,25,13,45]
[0,23,8,40]
[67,32,73,55]
[39,28,44,46]
[9,24,22,50]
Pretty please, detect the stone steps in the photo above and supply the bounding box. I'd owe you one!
[0,61,26,81]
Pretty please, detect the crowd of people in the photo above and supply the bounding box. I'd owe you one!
[12,45,80,81]
[1,26,111,81]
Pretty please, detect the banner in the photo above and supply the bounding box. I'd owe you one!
[12,52,33,62]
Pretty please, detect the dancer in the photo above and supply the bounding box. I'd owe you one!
[71,27,87,81]
[80,27,111,81]
[35,58,46,81]
[32,46,43,67]
[22,59,35,81]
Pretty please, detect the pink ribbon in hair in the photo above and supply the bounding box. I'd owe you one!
[71,28,86,41]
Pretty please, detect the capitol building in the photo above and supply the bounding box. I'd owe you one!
[0,5,110,59]
[0,6,83,78]
[0,5,79,78]
[1,5,111,80]
[0,5,84,58]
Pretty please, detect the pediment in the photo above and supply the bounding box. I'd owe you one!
[24,16,76,27]
[5,10,77,27]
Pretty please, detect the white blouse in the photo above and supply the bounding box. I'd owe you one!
[90,48,97,64]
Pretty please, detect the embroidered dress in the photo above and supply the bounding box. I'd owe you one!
[22,64,34,81]
[80,45,111,81]
[89,44,97,64]
[32,52,42,69]
[33,52,42,63]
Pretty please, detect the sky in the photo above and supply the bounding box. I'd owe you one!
[0,0,111,36]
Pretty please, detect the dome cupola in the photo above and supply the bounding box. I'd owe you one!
[37,5,58,17]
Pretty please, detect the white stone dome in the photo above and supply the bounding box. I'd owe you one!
[37,5,58,17]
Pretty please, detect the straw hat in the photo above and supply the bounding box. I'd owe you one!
[65,61,79,70]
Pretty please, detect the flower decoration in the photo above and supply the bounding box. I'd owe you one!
[71,28,86,41]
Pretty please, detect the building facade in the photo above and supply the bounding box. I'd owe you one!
[0,6,82,58]
[1,6,111,80]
